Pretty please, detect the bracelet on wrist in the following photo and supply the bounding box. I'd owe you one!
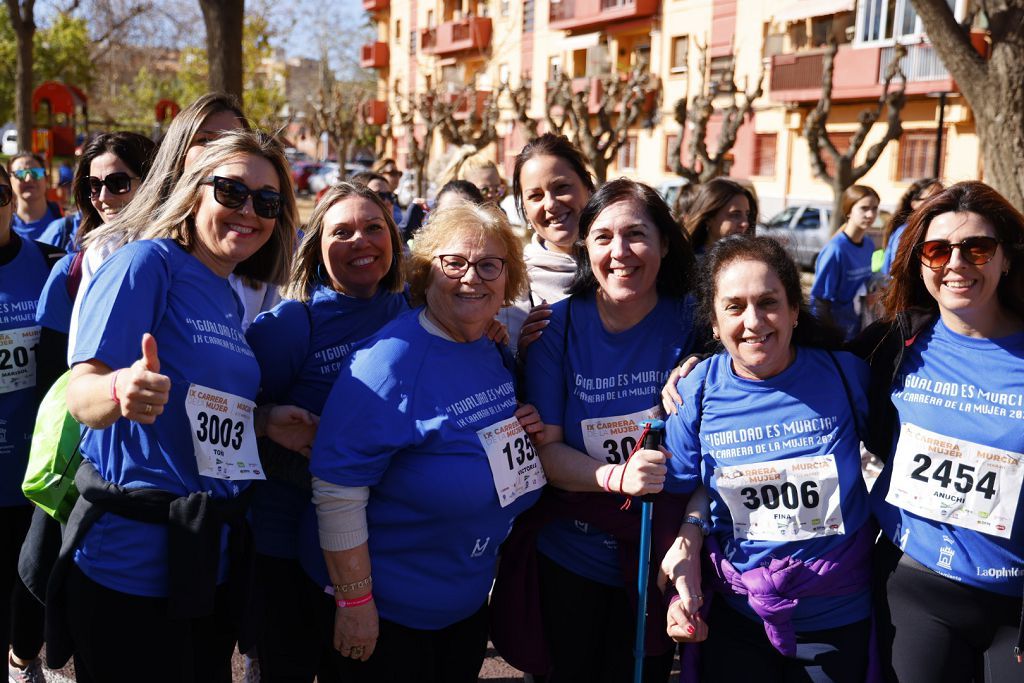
[601,466,616,493]
[682,515,710,537]
[110,369,123,404]
[336,592,373,609]
[333,576,373,594]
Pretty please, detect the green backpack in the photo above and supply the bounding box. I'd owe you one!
[22,369,84,524]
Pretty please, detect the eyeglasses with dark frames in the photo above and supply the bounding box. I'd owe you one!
[200,176,282,219]
[916,236,1002,270]
[435,254,506,281]
[86,172,138,198]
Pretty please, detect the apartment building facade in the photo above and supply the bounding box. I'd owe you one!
[360,0,983,215]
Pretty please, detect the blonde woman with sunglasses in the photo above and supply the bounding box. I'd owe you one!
[851,181,1024,683]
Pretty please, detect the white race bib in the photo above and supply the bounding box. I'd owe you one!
[184,384,264,481]
[478,416,546,508]
[886,423,1022,539]
[715,454,844,541]
[0,326,39,394]
[580,408,654,464]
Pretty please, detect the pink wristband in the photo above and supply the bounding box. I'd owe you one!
[110,369,123,404]
[336,593,373,609]
[601,465,617,493]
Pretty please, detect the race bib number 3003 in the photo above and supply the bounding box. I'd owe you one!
[0,326,39,394]
[886,423,1022,539]
[715,454,844,542]
[185,384,264,481]
[478,416,546,508]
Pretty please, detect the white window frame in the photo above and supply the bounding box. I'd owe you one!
[854,0,964,47]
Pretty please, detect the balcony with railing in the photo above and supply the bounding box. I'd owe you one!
[445,90,493,120]
[361,0,389,11]
[362,100,388,126]
[420,17,492,55]
[548,0,658,32]
[359,42,389,69]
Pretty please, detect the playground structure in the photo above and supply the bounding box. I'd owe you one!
[31,80,89,162]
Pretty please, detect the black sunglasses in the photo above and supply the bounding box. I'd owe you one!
[201,176,282,219]
[916,236,1002,270]
[0,185,11,207]
[376,190,397,205]
[86,172,137,199]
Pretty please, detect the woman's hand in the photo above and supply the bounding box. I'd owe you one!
[334,599,379,662]
[115,333,171,425]
[514,403,546,446]
[484,318,511,346]
[658,524,704,614]
[661,355,700,416]
[614,446,668,497]
[516,302,552,356]
[259,405,320,457]
[666,596,708,643]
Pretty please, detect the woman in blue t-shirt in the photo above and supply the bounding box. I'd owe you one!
[514,179,699,681]
[664,236,873,683]
[60,130,313,683]
[310,204,544,681]
[8,152,62,242]
[879,178,942,277]
[811,185,879,341]
[245,182,409,682]
[855,181,1024,683]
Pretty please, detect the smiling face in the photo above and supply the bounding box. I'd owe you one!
[320,196,394,299]
[708,194,751,244]
[10,156,47,206]
[921,211,1008,331]
[89,152,139,224]
[586,198,665,309]
[712,258,799,380]
[191,154,279,277]
[424,230,507,342]
[519,154,591,253]
[183,110,245,171]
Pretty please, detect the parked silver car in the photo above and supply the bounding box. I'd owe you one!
[758,204,836,270]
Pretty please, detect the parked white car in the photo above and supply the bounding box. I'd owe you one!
[1,129,17,156]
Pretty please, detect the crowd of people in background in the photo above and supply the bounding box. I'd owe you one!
[1,91,1021,683]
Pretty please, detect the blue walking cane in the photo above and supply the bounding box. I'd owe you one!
[633,418,665,683]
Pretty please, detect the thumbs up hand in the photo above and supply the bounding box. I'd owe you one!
[114,333,172,424]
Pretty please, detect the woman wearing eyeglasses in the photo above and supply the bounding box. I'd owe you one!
[8,152,63,243]
[50,131,314,682]
[683,177,759,256]
[851,181,1024,683]
[309,205,544,681]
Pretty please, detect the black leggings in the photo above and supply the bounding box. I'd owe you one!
[537,552,675,683]
[700,598,869,683]
[874,540,1023,683]
[0,505,44,677]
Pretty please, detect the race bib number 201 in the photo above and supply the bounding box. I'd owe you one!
[886,423,1022,539]
[185,384,264,481]
[0,326,39,394]
[478,416,546,508]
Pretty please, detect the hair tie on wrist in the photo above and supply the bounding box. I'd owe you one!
[110,369,123,404]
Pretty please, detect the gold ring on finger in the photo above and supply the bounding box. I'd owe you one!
[144,403,153,415]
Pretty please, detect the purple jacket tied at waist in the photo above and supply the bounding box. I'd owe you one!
[705,523,874,656]
[490,486,691,674]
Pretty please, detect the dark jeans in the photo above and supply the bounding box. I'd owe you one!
[332,600,490,683]
[65,563,237,683]
[700,598,869,683]
[1,505,44,677]
[874,539,1023,683]
[253,554,340,683]
[537,552,675,683]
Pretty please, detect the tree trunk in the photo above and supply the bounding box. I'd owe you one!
[6,0,36,153]
[590,155,608,185]
[199,0,245,102]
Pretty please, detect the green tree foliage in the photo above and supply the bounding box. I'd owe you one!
[0,11,93,125]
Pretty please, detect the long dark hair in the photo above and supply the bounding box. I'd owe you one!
[511,133,595,226]
[885,181,1024,322]
[683,178,758,251]
[73,132,157,246]
[701,235,844,350]
[882,178,942,248]
[567,178,695,299]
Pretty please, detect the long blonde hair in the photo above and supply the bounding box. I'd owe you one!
[141,129,297,285]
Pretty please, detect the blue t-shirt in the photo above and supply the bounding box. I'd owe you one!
[36,251,75,334]
[810,232,874,341]
[245,285,408,558]
[0,237,51,506]
[38,213,80,253]
[12,202,62,242]
[880,223,907,276]
[872,319,1024,597]
[525,293,699,585]
[307,309,541,629]
[666,348,872,631]
[71,238,259,597]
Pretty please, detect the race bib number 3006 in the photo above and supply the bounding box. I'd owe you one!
[886,423,1022,539]
[715,454,844,542]
[478,416,546,508]
[185,384,264,481]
